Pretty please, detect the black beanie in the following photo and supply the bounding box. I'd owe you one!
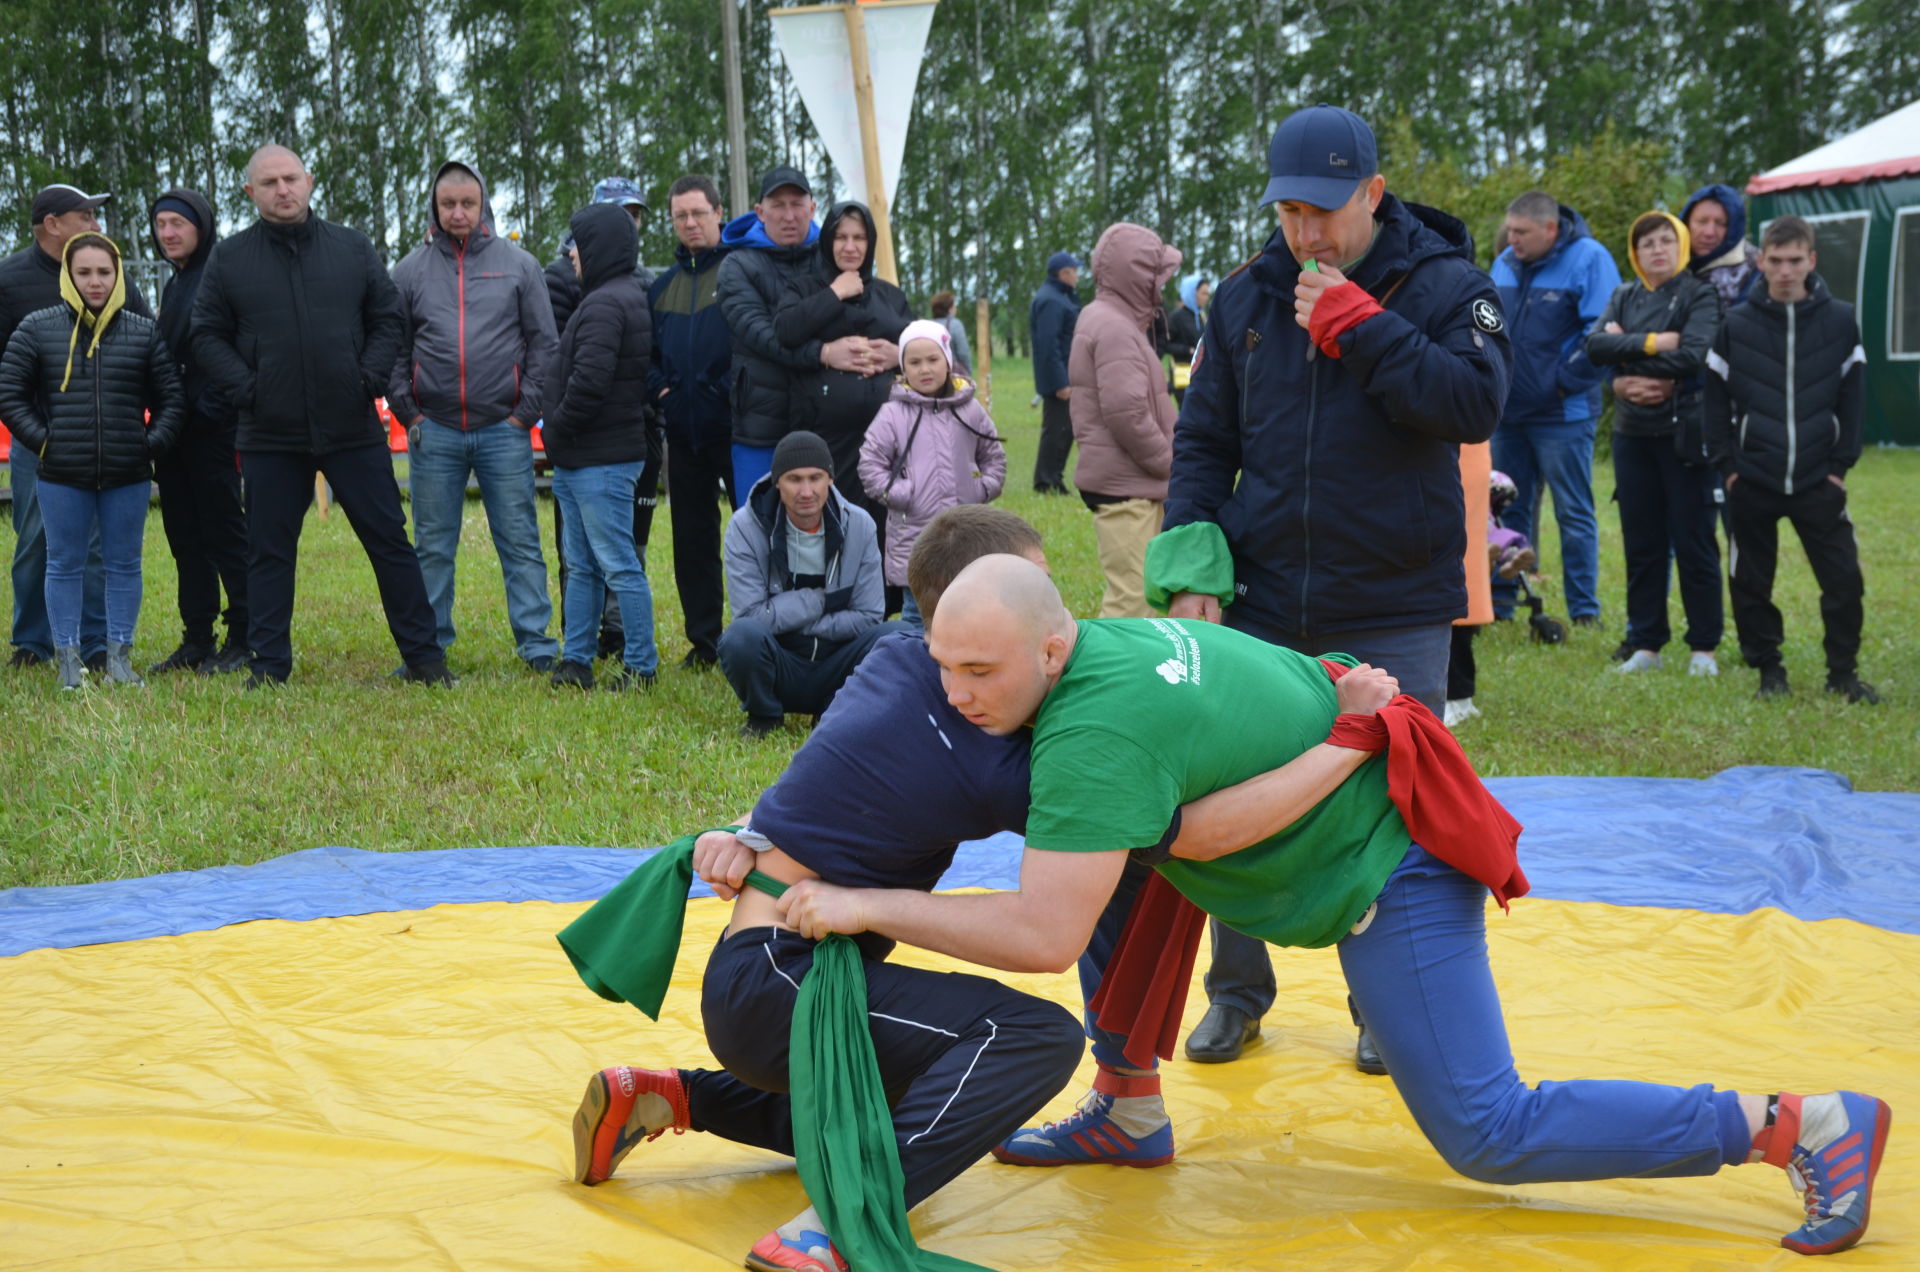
[771,430,834,480]
[152,195,205,232]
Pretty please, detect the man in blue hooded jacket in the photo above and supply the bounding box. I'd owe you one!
[1153,104,1512,1070]
[1488,192,1620,626]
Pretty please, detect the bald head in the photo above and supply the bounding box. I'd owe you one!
[928,555,1077,736]
[244,145,314,225]
[936,554,1072,643]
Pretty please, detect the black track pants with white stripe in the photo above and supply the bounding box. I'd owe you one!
[684,925,1085,1209]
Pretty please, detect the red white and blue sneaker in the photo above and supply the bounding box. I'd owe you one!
[1759,1091,1891,1256]
[990,1069,1174,1168]
[570,1065,689,1185]
[744,1228,849,1272]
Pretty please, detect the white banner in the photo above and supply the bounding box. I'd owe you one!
[768,1,938,208]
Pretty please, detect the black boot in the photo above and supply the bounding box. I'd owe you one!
[1183,1003,1260,1064]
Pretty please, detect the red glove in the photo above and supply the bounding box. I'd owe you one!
[1307,280,1384,358]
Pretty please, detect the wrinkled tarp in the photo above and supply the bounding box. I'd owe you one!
[3,766,1916,957]
[2,894,1914,1270]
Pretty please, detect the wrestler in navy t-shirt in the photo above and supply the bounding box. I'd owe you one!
[749,632,1031,891]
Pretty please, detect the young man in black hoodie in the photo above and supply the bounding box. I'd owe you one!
[146,188,250,675]
[543,202,658,691]
[192,145,447,689]
[1704,217,1877,705]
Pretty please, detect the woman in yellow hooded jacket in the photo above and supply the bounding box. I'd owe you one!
[0,232,184,689]
[1584,211,1725,678]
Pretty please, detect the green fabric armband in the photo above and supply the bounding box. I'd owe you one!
[1144,520,1236,612]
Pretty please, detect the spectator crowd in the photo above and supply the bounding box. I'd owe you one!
[0,128,1880,720]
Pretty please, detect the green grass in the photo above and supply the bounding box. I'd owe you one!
[4,354,1916,888]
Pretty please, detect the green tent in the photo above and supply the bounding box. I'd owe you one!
[1748,98,1920,446]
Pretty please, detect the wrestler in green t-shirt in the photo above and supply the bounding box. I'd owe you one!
[1027,618,1409,948]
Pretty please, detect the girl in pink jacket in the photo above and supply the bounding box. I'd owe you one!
[858,319,1007,626]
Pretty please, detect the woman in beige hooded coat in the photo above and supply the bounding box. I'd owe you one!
[1069,222,1182,618]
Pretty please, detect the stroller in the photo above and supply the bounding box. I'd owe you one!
[1489,471,1567,646]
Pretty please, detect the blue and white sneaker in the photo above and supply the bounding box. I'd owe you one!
[1766,1091,1891,1256]
[991,1089,1174,1168]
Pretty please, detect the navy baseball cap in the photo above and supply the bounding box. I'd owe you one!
[592,176,648,212]
[1046,250,1083,276]
[1261,104,1377,209]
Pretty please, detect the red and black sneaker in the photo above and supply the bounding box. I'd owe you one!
[744,1228,849,1272]
[570,1065,690,1185]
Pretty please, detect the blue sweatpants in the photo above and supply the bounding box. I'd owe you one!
[1083,845,1750,1181]
[1339,844,1745,1182]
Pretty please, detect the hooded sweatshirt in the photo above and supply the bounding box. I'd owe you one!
[388,160,558,431]
[0,232,184,488]
[148,187,226,427]
[1680,184,1759,309]
[543,202,652,469]
[1584,211,1723,446]
[716,208,823,447]
[771,201,914,481]
[1071,222,1182,501]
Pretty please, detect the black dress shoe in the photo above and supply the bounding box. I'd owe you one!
[1183,1003,1260,1064]
[1354,1025,1388,1075]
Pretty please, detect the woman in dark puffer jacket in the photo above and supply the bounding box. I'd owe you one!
[0,233,183,689]
[772,201,913,525]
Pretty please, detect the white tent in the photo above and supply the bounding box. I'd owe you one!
[1749,98,1920,195]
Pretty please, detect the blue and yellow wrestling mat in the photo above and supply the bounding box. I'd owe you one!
[3,766,1916,1270]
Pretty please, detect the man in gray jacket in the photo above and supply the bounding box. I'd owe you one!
[718,430,894,738]
[390,161,560,671]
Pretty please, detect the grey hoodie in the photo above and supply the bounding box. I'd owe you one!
[388,160,558,429]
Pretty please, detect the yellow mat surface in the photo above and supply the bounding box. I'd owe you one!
[2,894,1914,1270]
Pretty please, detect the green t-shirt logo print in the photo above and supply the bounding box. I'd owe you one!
[1155,657,1189,685]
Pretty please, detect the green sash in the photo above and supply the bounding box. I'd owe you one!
[556,832,995,1271]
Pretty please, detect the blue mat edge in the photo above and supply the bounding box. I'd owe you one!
[4,766,1917,957]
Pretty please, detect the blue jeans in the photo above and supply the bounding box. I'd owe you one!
[408,418,557,663]
[1491,418,1601,621]
[898,587,923,630]
[36,479,149,648]
[1204,618,1454,1020]
[550,463,656,673]
[730,443,773,509]
[1340,845,1747,1182]
[9,446,107,658]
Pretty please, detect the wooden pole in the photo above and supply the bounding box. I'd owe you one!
[721,0,750,216]
[974,296,991,408]
[842,2,898,283]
